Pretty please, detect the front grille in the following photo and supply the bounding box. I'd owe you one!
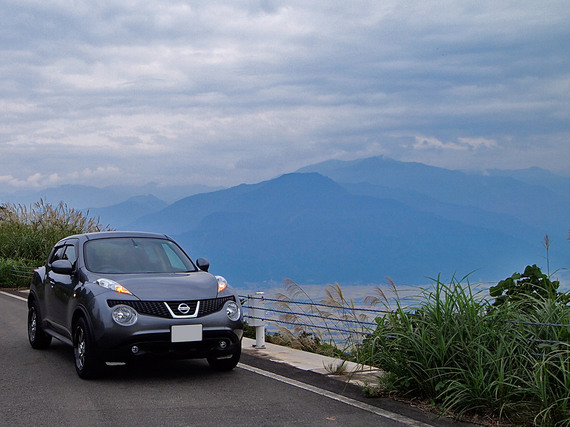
[108,295,235,319]
[199,296,234,317]
[108,300,171,318]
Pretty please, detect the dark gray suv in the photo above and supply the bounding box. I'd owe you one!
[27,231,243,379]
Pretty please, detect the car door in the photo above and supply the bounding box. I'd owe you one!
[45,239,79,336]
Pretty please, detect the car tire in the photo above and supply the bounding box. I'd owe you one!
[207,344,241,371]
[28,301,52,349]
[73,317,104,379]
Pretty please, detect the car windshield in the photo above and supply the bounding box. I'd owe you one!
[84,237,197,274]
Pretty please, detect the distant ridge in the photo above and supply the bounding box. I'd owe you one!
[0,182,223,208]
[87,195,168,228]
[126,167,560,286]
[3,156,567,287]
[297,155,566,228]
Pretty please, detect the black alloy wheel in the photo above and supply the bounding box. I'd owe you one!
[28,301,52,349]
[73,317,104,379]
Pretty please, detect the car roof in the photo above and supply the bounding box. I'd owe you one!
[58,231,171,245]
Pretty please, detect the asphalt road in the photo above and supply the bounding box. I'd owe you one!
[0,291,458,427]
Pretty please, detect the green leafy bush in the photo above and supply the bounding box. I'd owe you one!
[0,257,38,288]
[490,264,569,308]
[0,200,112,287]
[361,275,570,424]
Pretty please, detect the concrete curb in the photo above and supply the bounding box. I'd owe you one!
[242,337,381,387]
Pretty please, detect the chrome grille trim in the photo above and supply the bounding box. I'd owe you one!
[164,301,200,318]
[107,296,235,319]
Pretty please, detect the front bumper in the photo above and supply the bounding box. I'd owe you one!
[99,329,242,361]
[90,296,243,362]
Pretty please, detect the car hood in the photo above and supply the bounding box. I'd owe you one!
[99,271,220,300]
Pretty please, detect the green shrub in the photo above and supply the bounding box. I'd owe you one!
[531,347,570,426]
[511,296,570,425]
[490,264,570,308]
[361,275,570,424]
[0,257,38,288]
[0,200,112,287]
[0,200,111,264]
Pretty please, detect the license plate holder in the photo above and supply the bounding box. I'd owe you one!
[171,324,203,342]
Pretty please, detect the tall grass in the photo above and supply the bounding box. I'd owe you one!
[363,275,570,424]
[269,279,379,358]
[265,276,569,423]
[0,257,38,287]
[515,296,570,425]
[0,200,112,287]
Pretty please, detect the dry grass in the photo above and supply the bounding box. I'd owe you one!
[0,199,112,287]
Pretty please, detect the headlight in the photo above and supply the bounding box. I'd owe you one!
[96,278,132,295]
[216,275,227,293]
[112,305,138,326]
[226,301,241,321]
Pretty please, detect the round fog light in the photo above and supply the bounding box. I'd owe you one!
[132,346,139,354]
[112,305,138,326]
[218,340,228,350]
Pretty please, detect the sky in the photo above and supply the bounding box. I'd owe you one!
[1,0,569,193]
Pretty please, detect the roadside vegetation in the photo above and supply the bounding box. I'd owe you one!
[363,269,569,425]
[0,200,111,287]
[246,263,569,425]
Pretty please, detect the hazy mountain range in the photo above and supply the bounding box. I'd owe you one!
[0,182,222,207]
[2,156,568,288]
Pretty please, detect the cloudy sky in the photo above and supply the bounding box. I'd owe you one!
[1,0,569,192]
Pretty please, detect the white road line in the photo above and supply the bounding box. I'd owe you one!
[0,290,28,302]
[238,363,431,427]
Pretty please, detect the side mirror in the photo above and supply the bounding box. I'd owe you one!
[196,258,210,272]
[50,259,74,275]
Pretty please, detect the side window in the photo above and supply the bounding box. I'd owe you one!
[49,246,66,264]
[63,244,77,266]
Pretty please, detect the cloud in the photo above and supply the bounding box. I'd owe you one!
[0,167,124,191]
[0,172,60,188]
[457,137,497,149]
[413,136,497,151]
[1,0,569,193]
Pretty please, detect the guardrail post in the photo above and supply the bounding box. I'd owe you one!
[247,292,266,349]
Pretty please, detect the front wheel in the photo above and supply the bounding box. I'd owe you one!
[207,345,241,371]
[28,301,52,349]
[73,318,104,379]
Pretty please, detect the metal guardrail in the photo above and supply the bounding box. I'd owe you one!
[254,297,381,332]
[240,292,388,349]
[9,265,34,280]
[0,265,35,287]
[239,292,570,352]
